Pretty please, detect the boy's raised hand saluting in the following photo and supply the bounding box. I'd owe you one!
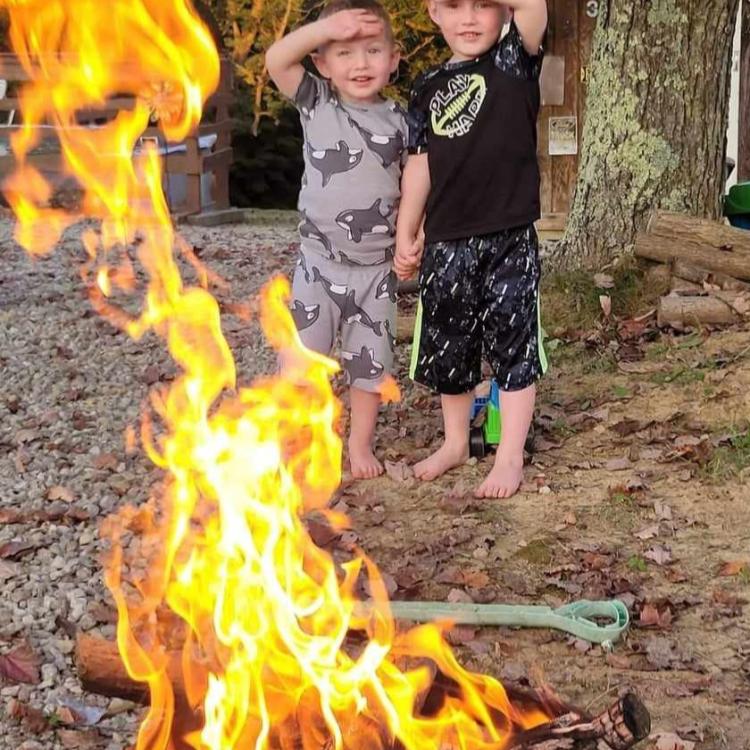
[322,9,385,42]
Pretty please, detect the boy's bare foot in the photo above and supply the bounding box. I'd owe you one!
[413,441,469,481]
[349,441,384,480]
[475,454,524,499]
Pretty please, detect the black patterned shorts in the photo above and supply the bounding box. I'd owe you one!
[410,225,546,395]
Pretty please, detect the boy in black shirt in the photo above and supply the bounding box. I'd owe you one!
[395,0,547,499]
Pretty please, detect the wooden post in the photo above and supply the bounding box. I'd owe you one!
[740,0,750,180]
[184,135,202,215]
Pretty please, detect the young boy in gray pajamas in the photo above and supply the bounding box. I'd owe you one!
[266,0,406,479]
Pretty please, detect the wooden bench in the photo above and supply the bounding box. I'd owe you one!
[0,52,234,216]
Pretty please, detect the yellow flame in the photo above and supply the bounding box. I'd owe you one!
[1,2,552,749]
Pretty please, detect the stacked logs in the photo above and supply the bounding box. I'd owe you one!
[75,634,650,750]
[635,211,750,328]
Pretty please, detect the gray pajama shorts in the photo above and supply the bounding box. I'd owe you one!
[290,250,397,392]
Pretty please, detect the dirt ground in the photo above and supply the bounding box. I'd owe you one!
[1,216,749,749]
[355,301,750,749]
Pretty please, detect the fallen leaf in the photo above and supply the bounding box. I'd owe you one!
[461,569,491,588]
[337,530,360,552]
[0,540,37,560]
[644,637,696,671]
[611,419,654,437]
[445,626,477,645]
[47,485,75,503]
[0,641,41,684]
[56,699,107,727]
[447,588,474,604]
[14,428,40,444]
[594,273,615,289]
[305,517,340,548]
[711,588,747,617]
[142,365,160,385]
[644,545,672,566]
[654,732,695,750]
[58,728,104,749]
[635,524,660,540]
[362,572,397,599]
[639,602,673,629]
[605,457,632,472]
[91,453,118,471]
[467,586,497,604]
[384,460,413,483]
[392,567,423,595]
[7,698,49,733]
[599,294,612,317]
[14,448,28,474]
[87,602,118,625]
[0,559,20,580]
[719,560,749,577]
[654,501,673,521]
[605,653,632,670]
[664,676,712,698]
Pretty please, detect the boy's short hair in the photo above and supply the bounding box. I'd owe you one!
[318,0,394,42]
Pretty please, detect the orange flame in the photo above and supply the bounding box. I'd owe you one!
[1,2,553,749]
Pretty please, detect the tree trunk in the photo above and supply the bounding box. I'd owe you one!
[550,0,741,270]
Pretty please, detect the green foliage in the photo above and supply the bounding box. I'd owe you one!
[229,81,304,208]
[219,1,446,122]
[201,0,448,207]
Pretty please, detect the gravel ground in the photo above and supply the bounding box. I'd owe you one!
[2,215,749,750]
[0,217,299,749]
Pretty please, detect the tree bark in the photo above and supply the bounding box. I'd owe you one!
[550,1,741,270]
[739,0,750,180]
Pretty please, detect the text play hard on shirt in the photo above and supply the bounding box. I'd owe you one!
[408,22,544,244]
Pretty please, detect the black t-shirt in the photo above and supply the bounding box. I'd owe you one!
[408,23,544,244]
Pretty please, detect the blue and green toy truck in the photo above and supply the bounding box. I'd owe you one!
[470,381,527,458]
[725,181,750,230]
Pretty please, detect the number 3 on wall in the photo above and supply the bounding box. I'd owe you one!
[586,0,599,18]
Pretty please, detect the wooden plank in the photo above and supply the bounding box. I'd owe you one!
[537,0,555,216]
[198,119,234,137]
[536,212,568,232]
[164,146,233,176]
[200,147,233,174]
[739,0,750,180]
[550,0,579,215]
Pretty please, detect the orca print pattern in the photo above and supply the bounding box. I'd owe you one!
[290,251,395,393]
[293,71,406,266]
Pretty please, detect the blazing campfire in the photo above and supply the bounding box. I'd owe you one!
[0,2,650,749]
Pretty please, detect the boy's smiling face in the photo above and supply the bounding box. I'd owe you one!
[314,31,400,105]
[428,0,509,61]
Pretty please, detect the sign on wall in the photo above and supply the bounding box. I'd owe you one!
[549,116,578,156]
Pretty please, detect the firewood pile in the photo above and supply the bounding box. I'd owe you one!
[75,633,651,750]
[635,211,750,329]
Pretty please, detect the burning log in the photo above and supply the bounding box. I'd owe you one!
[76,633,189,702]
[509,692,650,749]
[76,635,650,749]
